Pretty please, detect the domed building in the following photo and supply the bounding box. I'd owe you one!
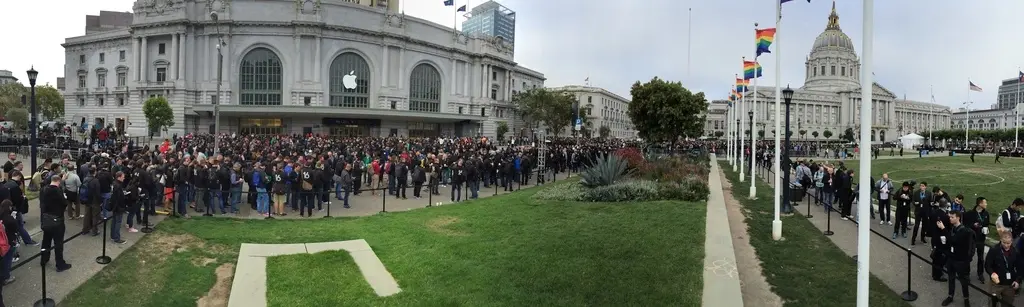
[743,2,950,143]
[60,0,545,138]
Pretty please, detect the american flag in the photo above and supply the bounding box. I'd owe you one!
[969,81,983,92]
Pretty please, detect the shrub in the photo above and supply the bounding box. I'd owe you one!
[613,147,645,170]
[581,180,660,202]
[580,154,630,188]
[533,182,587,201]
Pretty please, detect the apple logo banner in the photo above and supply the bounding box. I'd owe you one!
[342,71,358,90]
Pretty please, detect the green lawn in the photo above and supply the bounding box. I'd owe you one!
[720,161,910,307]
[62,180,708,307]
[839,155,1021,240]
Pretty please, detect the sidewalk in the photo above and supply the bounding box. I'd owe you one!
[4,168,571,307]
[702,154,743,307]
[742,161,1017,306]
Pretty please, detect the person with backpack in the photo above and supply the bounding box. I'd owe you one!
[297,163,315,217]
[109,171,128,244]
[1,199,17,287]
[39,174,72,272]
[79,168,101,236]
[4,171,36,253]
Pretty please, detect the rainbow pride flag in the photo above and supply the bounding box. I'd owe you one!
[743,61,762,79]
[736,78,749,92]
[732,89,742,100]
[755,28,777,57]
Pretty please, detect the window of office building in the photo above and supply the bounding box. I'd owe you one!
[408,63,442,112]
[328,52,371,108]
[239,48,283,106]
[156,68,166,82]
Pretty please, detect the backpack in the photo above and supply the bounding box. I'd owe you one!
[79,178,93,203]
[0,219,8,257]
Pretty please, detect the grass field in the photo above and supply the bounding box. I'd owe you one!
[62,180,709,307]
[720,161,911,307]
[838,155,1021,240]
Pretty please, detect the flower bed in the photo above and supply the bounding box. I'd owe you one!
[535,151,710,202]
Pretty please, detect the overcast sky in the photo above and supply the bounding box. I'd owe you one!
[0,0,1020,110]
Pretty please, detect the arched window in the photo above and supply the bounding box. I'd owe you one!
[329,52,371,108]
[239,48,283,106]
[408,63,441,112]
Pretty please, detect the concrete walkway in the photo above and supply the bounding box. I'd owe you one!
[3,167,571,307]
[229,240,400,307]
[702,154,744,307]
[740,161,1018,306]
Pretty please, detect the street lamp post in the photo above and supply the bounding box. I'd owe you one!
[748,110,756,198]
[736,118,741,170]
[26,67,38,174]
[781,86,794,214]
[211,11,225,155]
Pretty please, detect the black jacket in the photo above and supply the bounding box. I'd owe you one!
[944,223,976,261]
[963,207,991,245]
[39,184,67,217]
[985,243,1022,286]
[4,180,26,214]
[110,180,127,213]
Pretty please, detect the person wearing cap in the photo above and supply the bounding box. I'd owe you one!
[39,174,72,272]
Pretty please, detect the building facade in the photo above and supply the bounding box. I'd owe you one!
[997,77,1024,110]
[462,0,515,45]
[62,0,542,138]
[0,70,17,85]
[548,85,635,139]
[735,3,950,143]
[704,100,728,138]
[950,107,1022,131]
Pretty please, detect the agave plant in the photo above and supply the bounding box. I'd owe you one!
[580,154,630,188]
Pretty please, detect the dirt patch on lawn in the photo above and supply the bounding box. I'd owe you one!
[192,257,218,267]
[426,216,467,236]
[196,263,235,307]
[720,168,784,307]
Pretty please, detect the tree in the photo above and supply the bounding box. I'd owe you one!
[812,131,819,139]
[35,85,64,120]
[757,130,765,139]
[0,83,27,99]
[5,108,28,130]
[842,128,855,143]
[511,88,575,136]
[745,130,751,136]
[627,77,706,145]
[823,129,833,140]
[496,121,509,141]
[799,130,807,139]
[143,96,175,136]
[599,125,611,138]
[714,131,725,138]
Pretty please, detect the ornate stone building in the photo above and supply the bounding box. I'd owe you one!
[739,3,950,142]
[62,0,544,138]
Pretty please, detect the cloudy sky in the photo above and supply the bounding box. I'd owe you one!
[0,0,1020,110]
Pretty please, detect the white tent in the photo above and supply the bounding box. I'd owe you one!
[898,133,925,149]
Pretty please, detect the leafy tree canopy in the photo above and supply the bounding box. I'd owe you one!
[143,96,175,134]
[511,88,576,136]
[35,85,64,120]
[627,77,707,145]
[5,108,28,129]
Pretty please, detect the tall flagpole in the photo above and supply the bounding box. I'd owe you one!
[732,97,738,171]
[729,103,735,165]
[771,0,784,240]
[929,86,934,146]
[966,80,971,146]
[1017,68,1021,149]
[749,23,759,198]
[687,8,692,84]
[739,57,747,181]
[856,0,875,305]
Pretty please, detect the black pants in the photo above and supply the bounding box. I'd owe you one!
[396,181,407,199]
[947,260,971,298]
[931,250,947,279]
[41,222,67,267]
[975,243,986,278]
[353,176,362,194]
[912,207,930,242]
[894,206,909,235]
[878,199,891,222]
[413,182,423,198]
[839,194,852,217]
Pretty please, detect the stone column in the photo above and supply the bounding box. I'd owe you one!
[132,37,140,81]
[314,36,321,82]
[463,61,469,95]
[294,35,301,81]
[140,36,148,82]
[398,47,405,89]
[205,34,211,82]
[171,34,179,80]
[382,45,389,87]
[450,59,457,94]
[179,33,188,81]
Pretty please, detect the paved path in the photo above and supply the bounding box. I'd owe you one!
[702,154,743,307]
[3,168,571,307]
[730,160,1017,306]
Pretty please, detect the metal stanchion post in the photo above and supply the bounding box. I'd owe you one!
[494,178,498,196]
[900,247,918,301]
[323,190,333,218]
[34,248,55,307]
[990,293,999,307]
[381,189,387,213]
[96,217,112,264]
[203,189,213,217]
[806,190,814,218]
[824,204,835,236]
[428,184,433,207]
[141,197,154,233]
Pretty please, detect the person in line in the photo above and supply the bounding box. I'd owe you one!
[109,171,128,244]
[63,164,82,220]
[271,163,287,217]
[911,182,933,245]
[39,175,72,272]
[5,171,36,253]
[997,198,1023,238]
[963,196,990,283]
[893,181,912,239]
[298,163,315,217]
[838,170,854,220]
[451,159,465,203]
[395,158,409,200]
[939,210,975,307]
[876,173,893,225]
[340,162,352,208]
[931,198,953,282]
[984,232,1020,307]
[1,199,18,286]
[252,163,270,217]
[79,168,102,236]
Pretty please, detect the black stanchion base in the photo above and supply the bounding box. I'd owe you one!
[96,255,112,264]
[322,215,333,219]
[140,226,154,234]
[806,214,814,218]
[202,213,213,217]
[264,216,275,220]
[824,230,835,236]
[852,255,858,262]
[34,298,55,307]
[900,290,918,301]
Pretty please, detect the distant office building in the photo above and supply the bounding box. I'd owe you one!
[462,0,516,45]
[0,70,17,85]
[86,11,132,34]
[996,77,1024,110]
[547,85,635,139]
